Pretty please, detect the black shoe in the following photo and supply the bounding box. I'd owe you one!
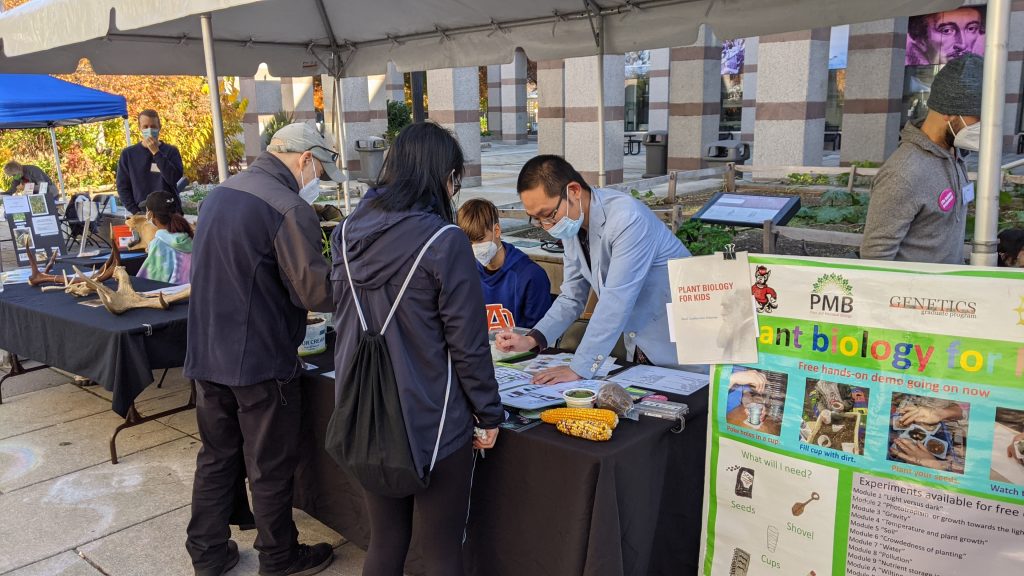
[195,540,239,576]
[259,542,334,576]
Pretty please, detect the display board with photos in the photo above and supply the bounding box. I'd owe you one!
[2,182,64,267]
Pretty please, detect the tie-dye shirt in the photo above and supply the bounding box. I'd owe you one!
[137,229,192,285]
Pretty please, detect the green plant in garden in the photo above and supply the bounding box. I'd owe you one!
[385,100,413,144]
[786,172,832,186]
[675,220,735,256]
[262,111,294,146]
[794,188,869,226]
[834,160,880,188]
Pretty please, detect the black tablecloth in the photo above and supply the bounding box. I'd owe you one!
[293,340,709,576]
[60,250,146,276]
[0,277,187,416]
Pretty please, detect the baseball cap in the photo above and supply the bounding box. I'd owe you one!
[266,122,347,183]
[140,190,177,213]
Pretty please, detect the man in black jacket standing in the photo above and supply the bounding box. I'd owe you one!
[116,109,184,213]
[184,123,342,576]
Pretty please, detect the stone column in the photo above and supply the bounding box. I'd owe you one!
[667,27,722,170]
[753,29,831,167]
[500,49,529,144]
[426,67,482,187]
[647,48,671,132]
[367,74,388,140]
[239,77,261,167]
[487,64,503,139]
[840,19,907,165]
[1004,2,1024,153]
[283,77,317,123]
[537,60,566,156]
[740,38,759,150]
[385,62,405,104]
[564,55,625,185]
[323,76,373,177]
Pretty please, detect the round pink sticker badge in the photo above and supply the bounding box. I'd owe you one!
[938,188,956,212]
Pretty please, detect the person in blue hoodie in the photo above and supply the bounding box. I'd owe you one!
[457,198,552,329]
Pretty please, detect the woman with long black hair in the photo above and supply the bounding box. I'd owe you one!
[330,122,502,576]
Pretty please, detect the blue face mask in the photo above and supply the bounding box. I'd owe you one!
[141,128,160,141]
[547,189,583,240]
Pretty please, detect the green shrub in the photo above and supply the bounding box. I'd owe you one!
[675,220,735,256]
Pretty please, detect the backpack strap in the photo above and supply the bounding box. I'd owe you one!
[429,352,453,473]
[340,219,369,332]
[380,224,459,336]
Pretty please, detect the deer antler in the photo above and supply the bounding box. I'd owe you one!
[23,235,61,287]
[77,266,168,315]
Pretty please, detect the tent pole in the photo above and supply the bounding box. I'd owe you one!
[333,75,350,214]
[596,12,606,188]
[971,0,1010,267]
[48,126,65,198]
[201,13,229,183]
[123,117,131,147]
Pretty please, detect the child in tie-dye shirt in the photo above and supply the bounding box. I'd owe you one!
[136,190,193,284]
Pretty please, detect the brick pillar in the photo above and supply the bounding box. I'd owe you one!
[385,62,405,104]
[537,60,566,156]
[367,74,388,140]
[426,67,482,187]
[648,48,671,132]
[753,29,831,167]
[1004,2,1024,152]
[564,55,625,185]
[500,49,528,144]
[668,27,722,170]
[740,38,759,150]
[487,64,503,139]
[840,19,907,165]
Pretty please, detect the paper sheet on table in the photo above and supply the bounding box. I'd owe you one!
[2,195,30,214]
[31,215,59,237]
[1,268,32,284]
[667,251,758,364]
[140,283,190,296]
[512,353,620,378]
[493,366,533,391]
[499,380,605,410]
[607,365,709,396]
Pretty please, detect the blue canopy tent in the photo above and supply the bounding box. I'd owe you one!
[0,74,128,195]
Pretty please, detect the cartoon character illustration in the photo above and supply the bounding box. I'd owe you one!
[751,265,778,313]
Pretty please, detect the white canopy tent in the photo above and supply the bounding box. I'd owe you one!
[0,0,1009,265]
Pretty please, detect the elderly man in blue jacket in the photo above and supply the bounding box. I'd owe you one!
[496,155,691,383]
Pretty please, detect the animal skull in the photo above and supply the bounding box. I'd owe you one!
[124,214,158,251]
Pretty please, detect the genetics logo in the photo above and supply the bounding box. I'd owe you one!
[1015,296,1024,326]
[810,273,853,316]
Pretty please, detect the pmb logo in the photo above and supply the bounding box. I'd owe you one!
[810,273,854,314]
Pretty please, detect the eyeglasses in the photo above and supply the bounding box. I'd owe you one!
[449,170,462,195]
[309,145,339,162]
[528,193,565,228]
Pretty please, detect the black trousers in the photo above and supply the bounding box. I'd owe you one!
[362,441,475,576]
[186,379,302,573]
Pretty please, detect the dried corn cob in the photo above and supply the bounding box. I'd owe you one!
[541,407,619,429]
[556,419,613,441]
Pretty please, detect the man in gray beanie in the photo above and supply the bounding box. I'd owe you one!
[861,54,983,264]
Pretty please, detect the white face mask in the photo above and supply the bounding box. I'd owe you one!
[472,241,499,266]
[949,116,981,152]
[298,157,321,205]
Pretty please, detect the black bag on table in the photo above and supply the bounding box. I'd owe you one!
[325,221,456,498]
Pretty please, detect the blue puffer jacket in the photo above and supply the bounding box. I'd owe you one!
[330,190,503,473]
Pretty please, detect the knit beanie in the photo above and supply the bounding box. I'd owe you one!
[928,54,984,117]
